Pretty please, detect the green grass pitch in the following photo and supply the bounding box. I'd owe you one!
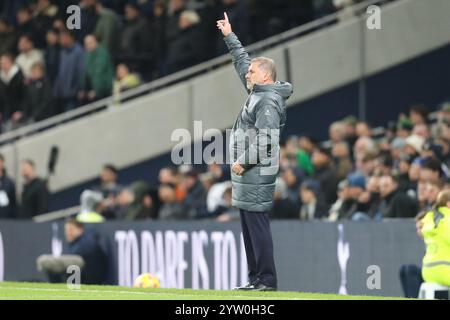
[0,282,408,300]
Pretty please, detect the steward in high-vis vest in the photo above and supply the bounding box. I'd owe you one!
[421,189,450,286]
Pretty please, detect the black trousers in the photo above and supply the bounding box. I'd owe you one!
[399,264,423,298]
[240,209,277,287]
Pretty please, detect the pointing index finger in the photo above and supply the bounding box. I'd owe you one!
[224,12,229,22]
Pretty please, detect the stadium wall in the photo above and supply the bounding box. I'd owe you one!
[0,220,423,297]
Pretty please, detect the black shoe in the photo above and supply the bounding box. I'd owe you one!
[252,283,277,292]
[233,282,255,291]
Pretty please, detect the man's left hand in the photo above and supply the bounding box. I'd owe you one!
[232,162,244,176]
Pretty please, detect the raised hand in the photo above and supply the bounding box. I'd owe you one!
[216,12,232,37]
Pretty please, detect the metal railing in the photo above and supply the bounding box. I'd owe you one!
[32,206,80,223]
[0,0,393,146]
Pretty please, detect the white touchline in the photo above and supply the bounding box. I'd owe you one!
[0,286,306,300]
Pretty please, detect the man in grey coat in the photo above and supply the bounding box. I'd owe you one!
[217,13,293,291]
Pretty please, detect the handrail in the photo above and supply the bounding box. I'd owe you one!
[33,205,80,223]
[0,0,393,146]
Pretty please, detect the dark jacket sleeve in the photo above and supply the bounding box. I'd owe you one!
[223,32,251,91]
[36,181,50,215]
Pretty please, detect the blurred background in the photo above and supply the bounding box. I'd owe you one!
[0,0,449,298]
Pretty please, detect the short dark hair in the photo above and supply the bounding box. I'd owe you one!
[300,135,318,146]
[103,164,118,175]
[65,218,84,229]
[22,159,35,168]
[159,183,176,190]
[389,174,401,185]
[410,104,429,119]
[314,146,332,159]
[19,33,34,43]
[60,28,76,39]
[1,52,15,62]
[423,157,442,174]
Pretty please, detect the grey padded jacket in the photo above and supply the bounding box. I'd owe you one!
[224,32,293,212]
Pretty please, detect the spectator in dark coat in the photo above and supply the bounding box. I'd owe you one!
[158,183,186,220]
[19,159,50,219]
[31,0,59,49]
[181,170,208,219]
[53,29,85,113]
[167,10,206,73]
[0,153,17,219]
[22,62,54,123]
[37,218,108,284]
[166,0,187,44]
[44,28,60,84]
[377,175,419,219]
[94,1,120,58]
[270,178,298,219]
[65,219,107,284]
[124,181,156,220]
[299,179,329,220]
[96,164,121,199]
[312,147,340,205]
[94,164,121,219]
[77,0,99,42]
[280,166,302,210]
[15,6,38,41]
[151,0,169,78]
[0,53,25,128]
[0,18,17,56]
[118,3,153,77]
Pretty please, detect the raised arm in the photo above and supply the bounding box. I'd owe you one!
[217,12,251,91]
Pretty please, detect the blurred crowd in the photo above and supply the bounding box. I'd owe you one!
[3,101,448,223]
[58,101,449,223]
[0,0,364,133]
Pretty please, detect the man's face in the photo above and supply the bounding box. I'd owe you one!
[59,33,74,48]
[116,64,128,80]
[65,223,82,243]
[0,56,13,71]
[0,21,7,33]
[245,62,267,91]
[158,186,175,203]
[427,183,440,204]
[20,162,34,179]
[46,31,58,45]
[420,168,439,183]
[349,186,363,199]
[18,37,32,52]
[84,35,97,52]
[300,187,315,204]
[17,10,30,25]
[379,176,396,198]
[101,168,116,184]
[125,5,139,21]
[366,176,379,193]
[30,66,43,80]
[159,168,174,184]
[312,151,328,168]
